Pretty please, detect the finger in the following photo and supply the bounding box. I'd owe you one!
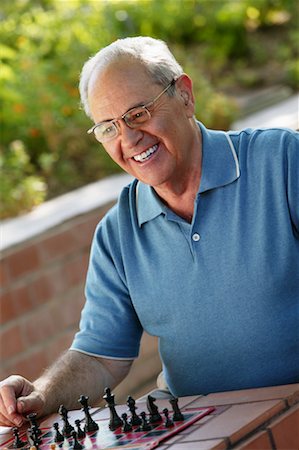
[0,410,17,427]
[0,394,24,427]
[17,393,44,416]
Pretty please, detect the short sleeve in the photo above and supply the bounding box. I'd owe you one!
[71,211,143,358]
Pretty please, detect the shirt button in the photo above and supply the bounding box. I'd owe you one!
[192,233,201,242]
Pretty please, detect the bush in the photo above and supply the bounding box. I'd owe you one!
[0,0,297,218]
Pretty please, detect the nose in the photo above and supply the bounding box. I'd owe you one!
[119,121,143,149]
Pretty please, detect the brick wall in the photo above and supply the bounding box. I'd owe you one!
[0,194,161,404]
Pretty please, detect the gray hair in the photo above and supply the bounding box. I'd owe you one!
[79,36,184,118]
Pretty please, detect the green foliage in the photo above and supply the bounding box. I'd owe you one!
[0,0,297,218]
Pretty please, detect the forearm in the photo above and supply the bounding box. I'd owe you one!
[33,349,132,417]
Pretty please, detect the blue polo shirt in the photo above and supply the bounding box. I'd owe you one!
[72,122,299,396]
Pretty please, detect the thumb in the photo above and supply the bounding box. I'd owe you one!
[17,392,44,416]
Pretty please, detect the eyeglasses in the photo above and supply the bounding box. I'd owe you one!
[87,79,176,143]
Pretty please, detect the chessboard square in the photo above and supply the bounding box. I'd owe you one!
[144,430,166,437]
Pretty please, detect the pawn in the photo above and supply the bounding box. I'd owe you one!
[12,427,24,448]
[53,422,64,443]
[71,431,83,450]
[75,419,86,439]
[163,408,174,428]
[121,413,132,432]
[140,411,151,431]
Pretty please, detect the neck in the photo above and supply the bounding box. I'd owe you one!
[154,123,202,222]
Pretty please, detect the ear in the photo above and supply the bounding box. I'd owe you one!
[175,74,195,117]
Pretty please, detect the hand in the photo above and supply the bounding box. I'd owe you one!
[0,375,44,427]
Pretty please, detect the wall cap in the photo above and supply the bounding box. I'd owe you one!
[1,173,133,252]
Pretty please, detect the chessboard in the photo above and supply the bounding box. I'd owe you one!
[1,388,214,449]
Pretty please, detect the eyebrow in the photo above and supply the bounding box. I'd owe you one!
[100,100,148,124]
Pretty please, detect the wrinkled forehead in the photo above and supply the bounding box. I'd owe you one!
[87,58,160,119]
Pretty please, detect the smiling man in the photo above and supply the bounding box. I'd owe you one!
[0,36,298,428]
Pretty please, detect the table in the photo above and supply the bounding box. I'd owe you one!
[0,383,298,449]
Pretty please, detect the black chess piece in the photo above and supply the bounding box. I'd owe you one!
[127,395,142,426]
[29,424,42,447]
[103,388,122,431]
[146,394,162,423]
[78,395,99,433]
[140,411,151,431]
[12,427,24,448]
[121,413,133,432]
[71,431,84,449]
[75,419,86,439]
[27,413,42,436]
[58,404,74,437]
[169,397,184,421]
[163,408,174,428]
[53,422,64,443]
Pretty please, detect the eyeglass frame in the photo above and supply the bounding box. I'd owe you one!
[87,78,177,143]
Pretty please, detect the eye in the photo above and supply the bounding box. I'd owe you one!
[103,125,115,135]
[127,108,149,125]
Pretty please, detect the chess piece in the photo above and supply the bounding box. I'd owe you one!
[103,388,122,431]
[169,397,184,421]
[27,413,42,436]
[75,419,86,439]
[140,411,151,431]
[121,413,133,432]
[12,427,24,448]
[58,404,74,437]
[71,431,84,449]
[127,395,142,426]
[147,395,162,423]
[163,408,174,428]
[78,395,99,432]
[53,422,64,443]
[28,425,42,447]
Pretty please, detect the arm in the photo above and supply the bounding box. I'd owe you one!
[0,349,132,427]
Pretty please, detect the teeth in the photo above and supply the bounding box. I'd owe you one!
[133,144,158,162]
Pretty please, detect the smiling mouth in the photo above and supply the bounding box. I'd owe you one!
[133,144,159,162]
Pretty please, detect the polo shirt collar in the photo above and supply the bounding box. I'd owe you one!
[136,121,240,227]
[198,121,240,193]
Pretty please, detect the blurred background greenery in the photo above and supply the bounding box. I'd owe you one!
[0,0,298,218]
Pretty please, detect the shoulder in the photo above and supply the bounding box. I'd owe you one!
[95,178,139,240]
[228,127,298,151]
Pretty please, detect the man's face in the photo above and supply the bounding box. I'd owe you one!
[88,59,197,190]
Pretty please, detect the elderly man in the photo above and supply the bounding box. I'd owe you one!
[0,36,298,428]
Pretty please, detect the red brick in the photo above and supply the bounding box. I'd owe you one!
[0,290,15,324]
[12,349,49,379]
[0,259,10,288]
[268,404,299,450]
[0,323,25,359]
[71,214,101,246]
[12,284,33,316]
[22,304,59,346]
[234,430,272,449]
[5,244,41,281]
[45,330,75,363]
[39,229,78,262]
[28,273,57,306]
[63,253,89,287]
